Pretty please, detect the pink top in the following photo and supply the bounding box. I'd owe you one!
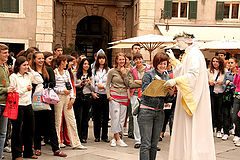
[233,69,240,92]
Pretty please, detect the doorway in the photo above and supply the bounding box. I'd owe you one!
[75,16,112,66]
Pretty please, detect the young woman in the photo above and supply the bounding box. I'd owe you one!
[59,55,75,147]
[43,52,54,67]
[10,56,43,160]
[73,58,93,143]
[128,53,151,148]
[138,52,174,160]
[232,61,240,147]
[221,57,238,141]
[30,52,67,157]
[91,53,110,142]
[106,53,129,147]
[54,55,86,150]
[208,56,226,138]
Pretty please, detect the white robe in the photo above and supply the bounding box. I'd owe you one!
[168,44,216,160]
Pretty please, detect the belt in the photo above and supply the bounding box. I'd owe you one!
[140,104,162,111]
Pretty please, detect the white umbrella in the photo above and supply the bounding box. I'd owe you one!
[200,40,240,54]
[109,34,174,60]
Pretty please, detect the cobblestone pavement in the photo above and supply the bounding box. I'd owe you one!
[3,121,240,160]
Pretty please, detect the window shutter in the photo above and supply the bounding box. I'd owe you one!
[0,0,19,13]
[216,2,224,20]
[0,0,2,12]
[11,0,19,13]
[164,0,172,19]
[189,1,197,19]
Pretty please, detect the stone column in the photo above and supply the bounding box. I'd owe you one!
[36,0,53,51]
[137,0,156,35]
[65,3,73,47]
[112,6,127,62]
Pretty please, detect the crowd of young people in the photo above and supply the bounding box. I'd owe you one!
[0,40,239,160]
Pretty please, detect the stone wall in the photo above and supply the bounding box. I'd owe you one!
[36,0,54,52]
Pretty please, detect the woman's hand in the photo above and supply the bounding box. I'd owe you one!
[67,98,75,109]
[27,85,32,91]
[86,78,91,85]
[119,67,127,74]
[92,92,99,99]
[209,80,215,86]
[217,80,223,85]
[7,86,15,93]
[64,89,70,95]
[134,80,142,85]
[167,87,174,96]
[108,97,114,101]
[97,84,104,90]
[226,80,230,86]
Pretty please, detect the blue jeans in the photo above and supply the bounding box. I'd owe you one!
[138,108,164,160]
[0,105,8,160]
[233,97,240,137]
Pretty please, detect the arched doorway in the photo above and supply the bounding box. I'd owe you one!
[75,16,112,66]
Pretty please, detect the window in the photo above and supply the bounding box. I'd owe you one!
[224,3,239,19]
[172,1,188,18]
[216,1,240,20]
[164,0,197,19]
[0,0,19,13]
[134,1,139,25]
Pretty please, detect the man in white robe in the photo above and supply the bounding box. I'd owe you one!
[164,32,216,160]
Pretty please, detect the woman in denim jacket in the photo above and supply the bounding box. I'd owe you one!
[222,57,237,141]
[138,52,174,160]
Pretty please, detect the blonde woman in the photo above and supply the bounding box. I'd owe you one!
[106,53,129,147]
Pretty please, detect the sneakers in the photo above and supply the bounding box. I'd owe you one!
[41,140,46,146]
[73,144,87,150]
[116,139,128,147]
[3,146,11,153]
[233,136,239,144]
[110,139,116,147]
[216,131,222,138]
[222,134,228,141]
[229,128,235,135]
[235,140,240,147]
[59,143,66,148]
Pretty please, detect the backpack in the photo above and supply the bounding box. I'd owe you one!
[3,92,19,120]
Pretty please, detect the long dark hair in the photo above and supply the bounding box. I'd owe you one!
[209,56,225,74]
[14,56,27,73]
[94,53,109,72]
[30,52,49,80]
[76,58,92,79]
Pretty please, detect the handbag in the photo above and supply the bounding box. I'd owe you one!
[32,84,51,111]
[223,86,233,102]
[132,88,142,116]
[209,72,220,95]
[42,87,60,104]
[238,110,240,117]
[65,82,72,90]
[3,92,19,120]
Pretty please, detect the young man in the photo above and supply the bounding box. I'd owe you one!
[128,53,151,148]
[165,32,216,160]
[131,44,141,55]
[53,44,63,57]
[0,44,14,160]
[216,50,229,69]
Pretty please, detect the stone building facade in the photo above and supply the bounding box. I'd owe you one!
[54,0,133,63]
[0,0,54,54]
[1,0,240,60]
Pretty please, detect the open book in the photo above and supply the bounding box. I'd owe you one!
[142,79,168,97]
